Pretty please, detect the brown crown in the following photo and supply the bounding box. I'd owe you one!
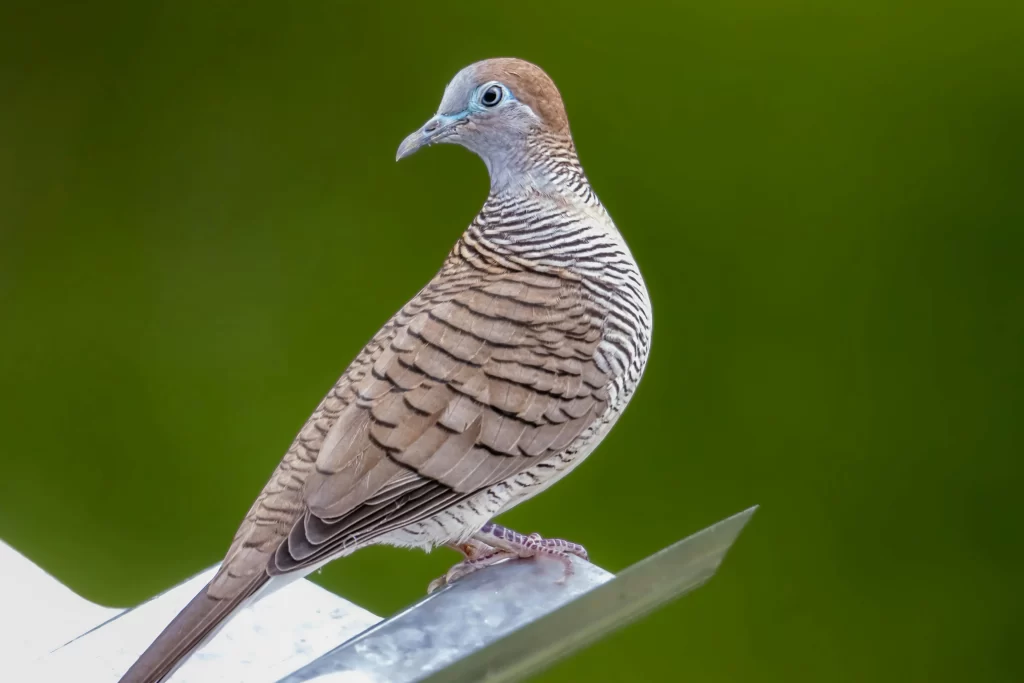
[473,58,570,136]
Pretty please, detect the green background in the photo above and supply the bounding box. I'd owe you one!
[2,2,1021,681]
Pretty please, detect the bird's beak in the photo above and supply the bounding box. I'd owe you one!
[396,113,465,161]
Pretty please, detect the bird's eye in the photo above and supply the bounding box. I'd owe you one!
[480,85,503,107]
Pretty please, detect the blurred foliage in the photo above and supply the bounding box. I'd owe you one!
[1,1,1022,681]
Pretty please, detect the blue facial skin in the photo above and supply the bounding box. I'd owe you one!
[466,83,514,113]
[443,84,516,125]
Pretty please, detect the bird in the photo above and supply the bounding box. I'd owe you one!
[119,57,653,683]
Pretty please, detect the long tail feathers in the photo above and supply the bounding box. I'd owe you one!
[117,574,268,683]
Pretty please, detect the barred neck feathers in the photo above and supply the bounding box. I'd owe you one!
[484,131,600,207]
[460,190,644,298]
[464,133,627,281]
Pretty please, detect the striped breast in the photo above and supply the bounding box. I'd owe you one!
[464,192,652,413]
[383,180,653,542]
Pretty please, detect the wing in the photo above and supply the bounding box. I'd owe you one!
[268,265,611,574]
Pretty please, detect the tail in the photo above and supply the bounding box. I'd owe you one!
[117,573,268,683]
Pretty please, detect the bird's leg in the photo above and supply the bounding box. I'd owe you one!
[428,523,589,593]
[475,522,589,577]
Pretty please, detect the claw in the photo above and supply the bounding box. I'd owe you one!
[428,546,515,593]
[427,575,448,594]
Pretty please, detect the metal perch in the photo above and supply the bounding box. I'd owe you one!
[12,507,756,683]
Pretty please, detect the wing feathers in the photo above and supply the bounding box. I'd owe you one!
[271,276,609,575]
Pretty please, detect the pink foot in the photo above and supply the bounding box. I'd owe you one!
[429,522,590,593]
[477,522,588,580]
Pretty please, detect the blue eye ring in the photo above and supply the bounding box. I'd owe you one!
[480,84,503,107]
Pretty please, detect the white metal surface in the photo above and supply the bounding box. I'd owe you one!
[7,550,380,683]
[1,541,124,668]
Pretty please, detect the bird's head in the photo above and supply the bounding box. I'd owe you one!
[396,58,574,190]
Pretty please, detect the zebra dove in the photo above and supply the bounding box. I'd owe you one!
[120,57,652,683]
